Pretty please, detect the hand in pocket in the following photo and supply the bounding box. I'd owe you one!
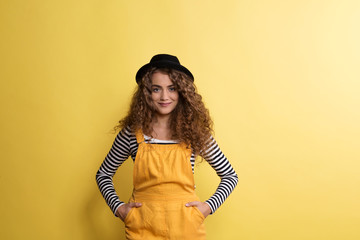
[116,202,142,222]
[185,201,211,218]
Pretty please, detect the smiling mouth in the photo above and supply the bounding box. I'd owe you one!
[159,102,171,107]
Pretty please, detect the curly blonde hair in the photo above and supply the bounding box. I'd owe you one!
[115,67,213,156]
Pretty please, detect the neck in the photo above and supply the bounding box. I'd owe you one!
[153,114,171,128]
[151,114,173,140]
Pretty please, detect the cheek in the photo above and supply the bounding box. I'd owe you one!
[172,92,179,101]
[151,93,158,101]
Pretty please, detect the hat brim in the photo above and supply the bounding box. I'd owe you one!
[135,61,194,83]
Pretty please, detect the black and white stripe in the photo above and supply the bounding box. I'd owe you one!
[96,126,238,216]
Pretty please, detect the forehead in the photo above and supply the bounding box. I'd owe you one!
[151,71,174,86]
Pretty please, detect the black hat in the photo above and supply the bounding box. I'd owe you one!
[135,54,194,83]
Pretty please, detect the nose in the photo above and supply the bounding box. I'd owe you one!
[160,89,169,100]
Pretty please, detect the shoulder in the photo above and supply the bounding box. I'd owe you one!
[199,135,217,157]
[116,126,137,141]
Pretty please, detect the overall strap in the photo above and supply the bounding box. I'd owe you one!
[135,129,145,144]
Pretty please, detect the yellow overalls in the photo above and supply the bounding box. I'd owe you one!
[124,130,206,240]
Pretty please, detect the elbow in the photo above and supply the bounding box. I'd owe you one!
[95,169,102,185]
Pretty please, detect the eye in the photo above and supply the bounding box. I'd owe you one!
[152,87,160,92]
[168,87,176,92]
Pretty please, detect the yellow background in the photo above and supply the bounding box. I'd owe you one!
[1,1,360,239]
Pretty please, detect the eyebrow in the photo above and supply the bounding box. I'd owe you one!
[151,84,175,88]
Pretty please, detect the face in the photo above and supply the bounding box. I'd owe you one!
[150,71,179,117]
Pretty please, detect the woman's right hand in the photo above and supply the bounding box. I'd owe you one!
[116,202,142,222]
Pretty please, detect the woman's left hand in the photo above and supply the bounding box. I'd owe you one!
[185,201,211,218]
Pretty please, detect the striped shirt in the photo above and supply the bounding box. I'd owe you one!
[96,126,238,216]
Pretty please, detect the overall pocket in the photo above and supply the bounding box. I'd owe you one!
[124,207,136,224]
[193,206,205,222]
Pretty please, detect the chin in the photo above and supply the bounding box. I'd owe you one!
[155,107,176,116]
[155,107,176,115]
[157,111,172,116]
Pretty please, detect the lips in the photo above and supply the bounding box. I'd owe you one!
[158,102,171,107]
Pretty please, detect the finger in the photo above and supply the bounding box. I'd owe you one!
[185,201,200,207]
[129,202,142,208]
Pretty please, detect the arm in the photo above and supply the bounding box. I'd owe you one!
[95,127,133,216]
[201,136,238,214]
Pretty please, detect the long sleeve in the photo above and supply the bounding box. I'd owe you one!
[96,129,238,216]
[201,136,238,214]
[95,128,133,216]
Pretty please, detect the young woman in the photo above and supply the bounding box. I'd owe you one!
[96,54,238,240]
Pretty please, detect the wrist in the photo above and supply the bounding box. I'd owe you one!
[204,202,212,215]
[117,204,126,220]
